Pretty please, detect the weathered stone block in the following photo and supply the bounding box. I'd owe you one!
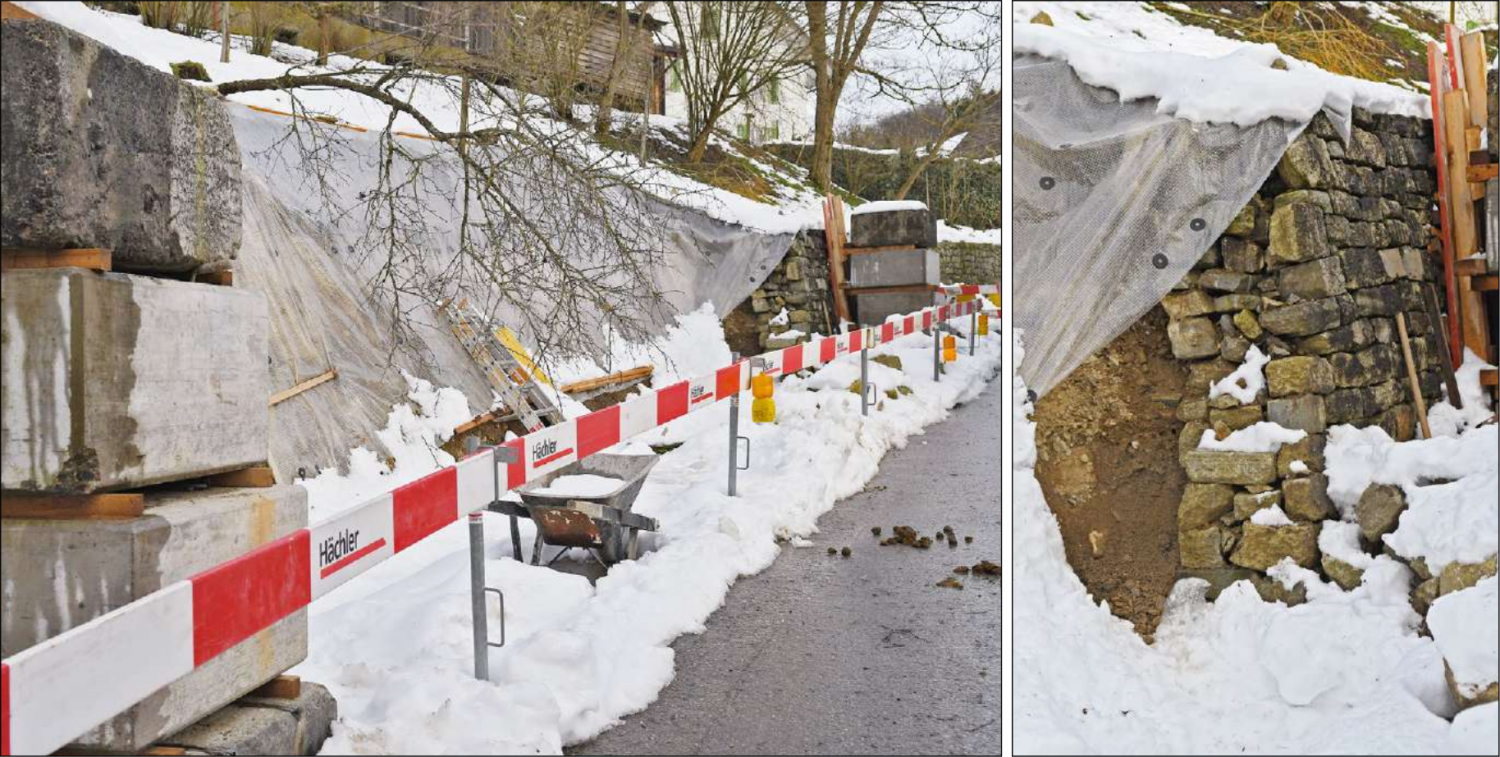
[1326,386,1377,425]
[1278,136,1334,189]
[1323,553,1365,591]
[1357,484,1406,542]
[2,269,270,493]
[1329,344,1401,388]
[1180,526,1227,569]
[1259,297,1344,337]
[1221,237,1263,273]
[1168,317,1221,360]
[850,205,937,248]
[1278,257,1347,300]
[0,485,309,751]
[1233,489,1282,521]
[1162,290,1215,320]
[1210,405,1264,433]
[1268,202,1329,266]
[1213,293,1261,313]
[1438,555,1498,597]
[1295,319,1377,355]
[1233,309,1263,340]
[1182,450,1278,486]
[1341,247,1407,288]
[1180,483,1235,529]
[1231,522,1320,571]
[1,18,242,271]
[853,292,932,327]
[1266,356,1334,397]
[1267,394,1327,434]
[1198,268,1258,293]
[1277,433,1326,477]
[1283,473,1335,522]
[160,682,337,756]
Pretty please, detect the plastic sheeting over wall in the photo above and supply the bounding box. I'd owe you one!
[228,108,795,480]
[1013,55,1306,397]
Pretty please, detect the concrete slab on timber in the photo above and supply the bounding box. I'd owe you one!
[0,16,242,271]
[0,484,309,751]
[848,248,941,288]
[850,207,938,249]
[1,268,270,493]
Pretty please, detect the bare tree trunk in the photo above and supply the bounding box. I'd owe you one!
[892,149,939,200]
[219,0,230,63]
[317,8,330,66]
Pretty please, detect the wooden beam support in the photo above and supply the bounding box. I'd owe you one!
[205,465,277,488]
[1442,91,1491,359]
[0,248,111,272]
[269,368,338,407]
[1,493,145,520]
[1468,163,1498,183]
[1396,313,1433,440]
[248,675,301,700]
[1467,273,1497,292]
[844,283,939,296]
[196,269,234,286]
[1455,257,1490,277]
[558,365,654,395]
[843,244,918,256]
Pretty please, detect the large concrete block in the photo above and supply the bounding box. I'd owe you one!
[2,268,270,493]
[850,205,938,248]
[853,292,934,328]
[848,249,940,288]
[0,484,309,751]
[1,17,241,271]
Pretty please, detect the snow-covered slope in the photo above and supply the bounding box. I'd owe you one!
[1013,2,1430,130]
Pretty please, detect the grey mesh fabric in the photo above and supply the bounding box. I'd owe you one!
[228,108,794,480]
[1013,55,1307,397]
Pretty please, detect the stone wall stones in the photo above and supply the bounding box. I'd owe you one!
[937,241,1002,286]
[743,231,835,350]
[1165,109,1450,607]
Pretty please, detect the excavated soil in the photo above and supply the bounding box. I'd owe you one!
[1031,307,1187,638]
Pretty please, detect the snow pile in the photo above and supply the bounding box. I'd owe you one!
[294,311,1002,753]
[1208,345,1269,405]
[531,475,626,497]
[1249,504,1294,527]
[1013,2,1428,133]
[1197,420,1306,453]
[1428,349,1498,438]
[1323,423,1498,574]
[936,220,1003,247]
[850,200,930,215]
[1319,520,1376,573]
[1428,577,1499,701]
[1012,331,1496,754]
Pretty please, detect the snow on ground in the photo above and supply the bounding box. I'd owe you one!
[294,308,1001,754]
[937,220,1003,247]
[1013,332,1497,755]
[1013,2,1429,132]
[1197,421,1305,453]
[1429,576,1499,700]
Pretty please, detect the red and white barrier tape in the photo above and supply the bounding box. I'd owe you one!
[941,283,1000,297]
[0,298,989,755]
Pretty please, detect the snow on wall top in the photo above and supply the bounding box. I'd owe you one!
[1013,2,1430,131]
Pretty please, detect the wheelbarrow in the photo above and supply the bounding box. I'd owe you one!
[489,452,660,567]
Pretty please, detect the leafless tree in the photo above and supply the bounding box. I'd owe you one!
[801,0,885,193]
[666,0,805,162]
[216,9,686,369]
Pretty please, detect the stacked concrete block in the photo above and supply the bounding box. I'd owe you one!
[1166,109,1445,604]
[0,486,309,751]
[848,203,941,326]
[1,268,270,493]
[1,17,242,272]
[1,14,314,754]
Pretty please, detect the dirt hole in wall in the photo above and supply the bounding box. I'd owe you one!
[1031,307,1187,639]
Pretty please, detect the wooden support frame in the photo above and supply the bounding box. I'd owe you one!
[0,493,145,520]
[1441,89,1491,361]
[205,465,277,488]
[822,195,852,325]
[0,248,111,272]
[248,674,302,700]
[843,283,940,297]
[843,244,918,256]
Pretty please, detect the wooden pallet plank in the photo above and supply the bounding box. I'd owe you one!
[1468,273,1497,292]
[268,368,338,407]
[1442,90,1490,359]
[1481,368,1498,387]
[1428,42,1462,370]
[196,269,234,286]
[0,493,145,520]
[1460,32,1487,129]
[205,465,276,488]
[248,674,302,700]
[1467,163,1498,183]
[0,248,111,272]
[823,195,852,325]
[1455,257,1490,277]
[559,365,654,395]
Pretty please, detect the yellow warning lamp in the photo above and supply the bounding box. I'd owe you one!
[751,372,776,423]
[957,293,976,304]
[986,293,1001,308]
[978,314,990,336]
[942,335,957,363]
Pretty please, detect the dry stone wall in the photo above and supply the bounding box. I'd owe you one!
[1162,108,1477,609]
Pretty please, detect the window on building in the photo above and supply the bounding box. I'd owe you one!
[767,78,780,104]
[768,122,780,141]
[738,116,751,141]
[668,64,681,93]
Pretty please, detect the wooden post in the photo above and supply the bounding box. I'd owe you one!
[1441,90,1490,360]
[1396,313,1432,440]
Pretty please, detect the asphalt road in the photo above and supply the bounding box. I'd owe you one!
[571,377,1002,755]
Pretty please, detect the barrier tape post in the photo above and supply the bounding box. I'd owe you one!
[728,353,742,497]
[468,511,488,681]
[860,335,871,416]
[970,310,977,355]
[932,323,941,382]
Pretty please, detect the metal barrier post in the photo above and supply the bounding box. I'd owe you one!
[933,321,941,382]
[970,309,978,355]
[468,511,488,680]
[860,335,871,416]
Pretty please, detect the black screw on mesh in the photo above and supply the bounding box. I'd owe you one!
[1040,176,1055,190]
[1190,218,1206,231]
[1152,253,1169,270]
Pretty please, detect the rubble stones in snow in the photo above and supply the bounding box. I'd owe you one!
[1437,555,1497,597]
[1282,474,1335,522]
[1356,484,1407,542]
[1230,521,1319,571]
[1322,553,1365,591]
[0,18,242,272]
[1276,434,1326,478]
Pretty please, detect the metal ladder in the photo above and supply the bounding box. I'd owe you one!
[441,299,563,433]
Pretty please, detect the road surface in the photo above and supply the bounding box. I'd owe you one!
[571,377,1002,755]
